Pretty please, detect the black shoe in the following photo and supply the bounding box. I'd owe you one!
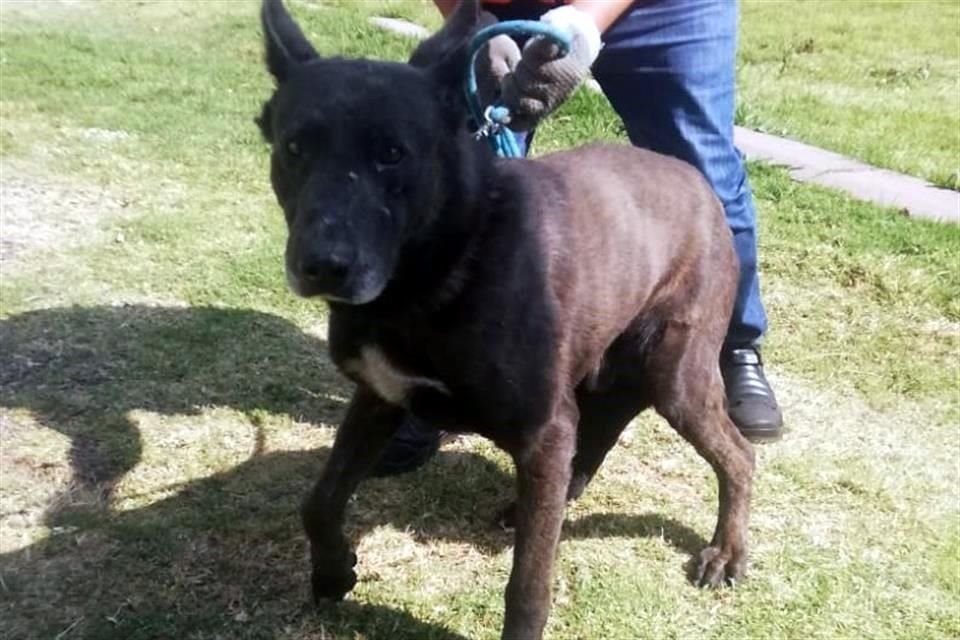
[721,347,783,443]
[371,414,442,478]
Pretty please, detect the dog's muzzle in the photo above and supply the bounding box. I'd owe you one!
[286,254,384,305]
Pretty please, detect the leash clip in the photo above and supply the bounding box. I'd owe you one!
[474,105,506,140]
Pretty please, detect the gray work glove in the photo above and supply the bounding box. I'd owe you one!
[475,32,522,108]
[500,6,603,131]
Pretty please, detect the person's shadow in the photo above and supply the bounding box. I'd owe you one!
[0,305,706,639]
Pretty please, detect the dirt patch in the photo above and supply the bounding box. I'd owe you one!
[0,161,127,271]
[0,0,95,23]
[2,0,90,9]
[2,0,252,30]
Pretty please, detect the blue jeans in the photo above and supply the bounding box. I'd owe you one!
[486,0,768,347]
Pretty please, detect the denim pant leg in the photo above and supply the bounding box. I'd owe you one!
[592,0,768,347]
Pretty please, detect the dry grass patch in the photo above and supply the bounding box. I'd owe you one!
[0,160,127,269]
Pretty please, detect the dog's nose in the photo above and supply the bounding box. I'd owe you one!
[299,252,350,284]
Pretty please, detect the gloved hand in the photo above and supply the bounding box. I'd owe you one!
[501,5,602,130]
[475,32,522,108]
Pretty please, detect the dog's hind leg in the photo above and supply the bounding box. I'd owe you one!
[301,386,404,602]
[502,397,577,640]
[566,386,651,502]
[496,385,649,530]
[650,327,755,588]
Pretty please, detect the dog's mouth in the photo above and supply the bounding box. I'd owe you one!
[286,266,385,305]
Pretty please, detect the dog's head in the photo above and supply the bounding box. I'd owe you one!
[257,0,486,305]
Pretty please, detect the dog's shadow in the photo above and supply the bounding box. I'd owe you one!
[0,305,706,638]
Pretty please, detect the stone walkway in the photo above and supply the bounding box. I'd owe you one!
[734,128,959,224]
[371,16,960,224]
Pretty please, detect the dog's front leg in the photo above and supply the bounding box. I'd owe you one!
[502,400,577,640]
[301,386,403,602]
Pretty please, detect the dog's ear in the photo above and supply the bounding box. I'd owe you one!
[409,0,481,70]
[261,0,318,82]
[409,0,490,116]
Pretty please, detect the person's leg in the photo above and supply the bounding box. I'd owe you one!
[370,415,442,478]
[592,0,782,441]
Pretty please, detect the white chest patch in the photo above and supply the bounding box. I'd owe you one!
[343,346,449,406]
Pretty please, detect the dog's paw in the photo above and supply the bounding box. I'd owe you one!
[694,545,745,588]
[311,551,358,603]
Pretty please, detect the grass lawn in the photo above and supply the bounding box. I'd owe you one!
[738,0,960,190]
[1,2,958,639]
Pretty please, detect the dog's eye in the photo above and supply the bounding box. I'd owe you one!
[286,140,301,157]
[376,144,404,167]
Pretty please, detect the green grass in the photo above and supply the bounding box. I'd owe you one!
[1,2,958,639]
[738,0,960,190]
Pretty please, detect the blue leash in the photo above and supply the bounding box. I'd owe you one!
[464,21,572,158]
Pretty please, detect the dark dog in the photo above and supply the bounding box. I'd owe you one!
[257,1,755,638]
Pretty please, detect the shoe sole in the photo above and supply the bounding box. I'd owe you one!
[743,430,783,444]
